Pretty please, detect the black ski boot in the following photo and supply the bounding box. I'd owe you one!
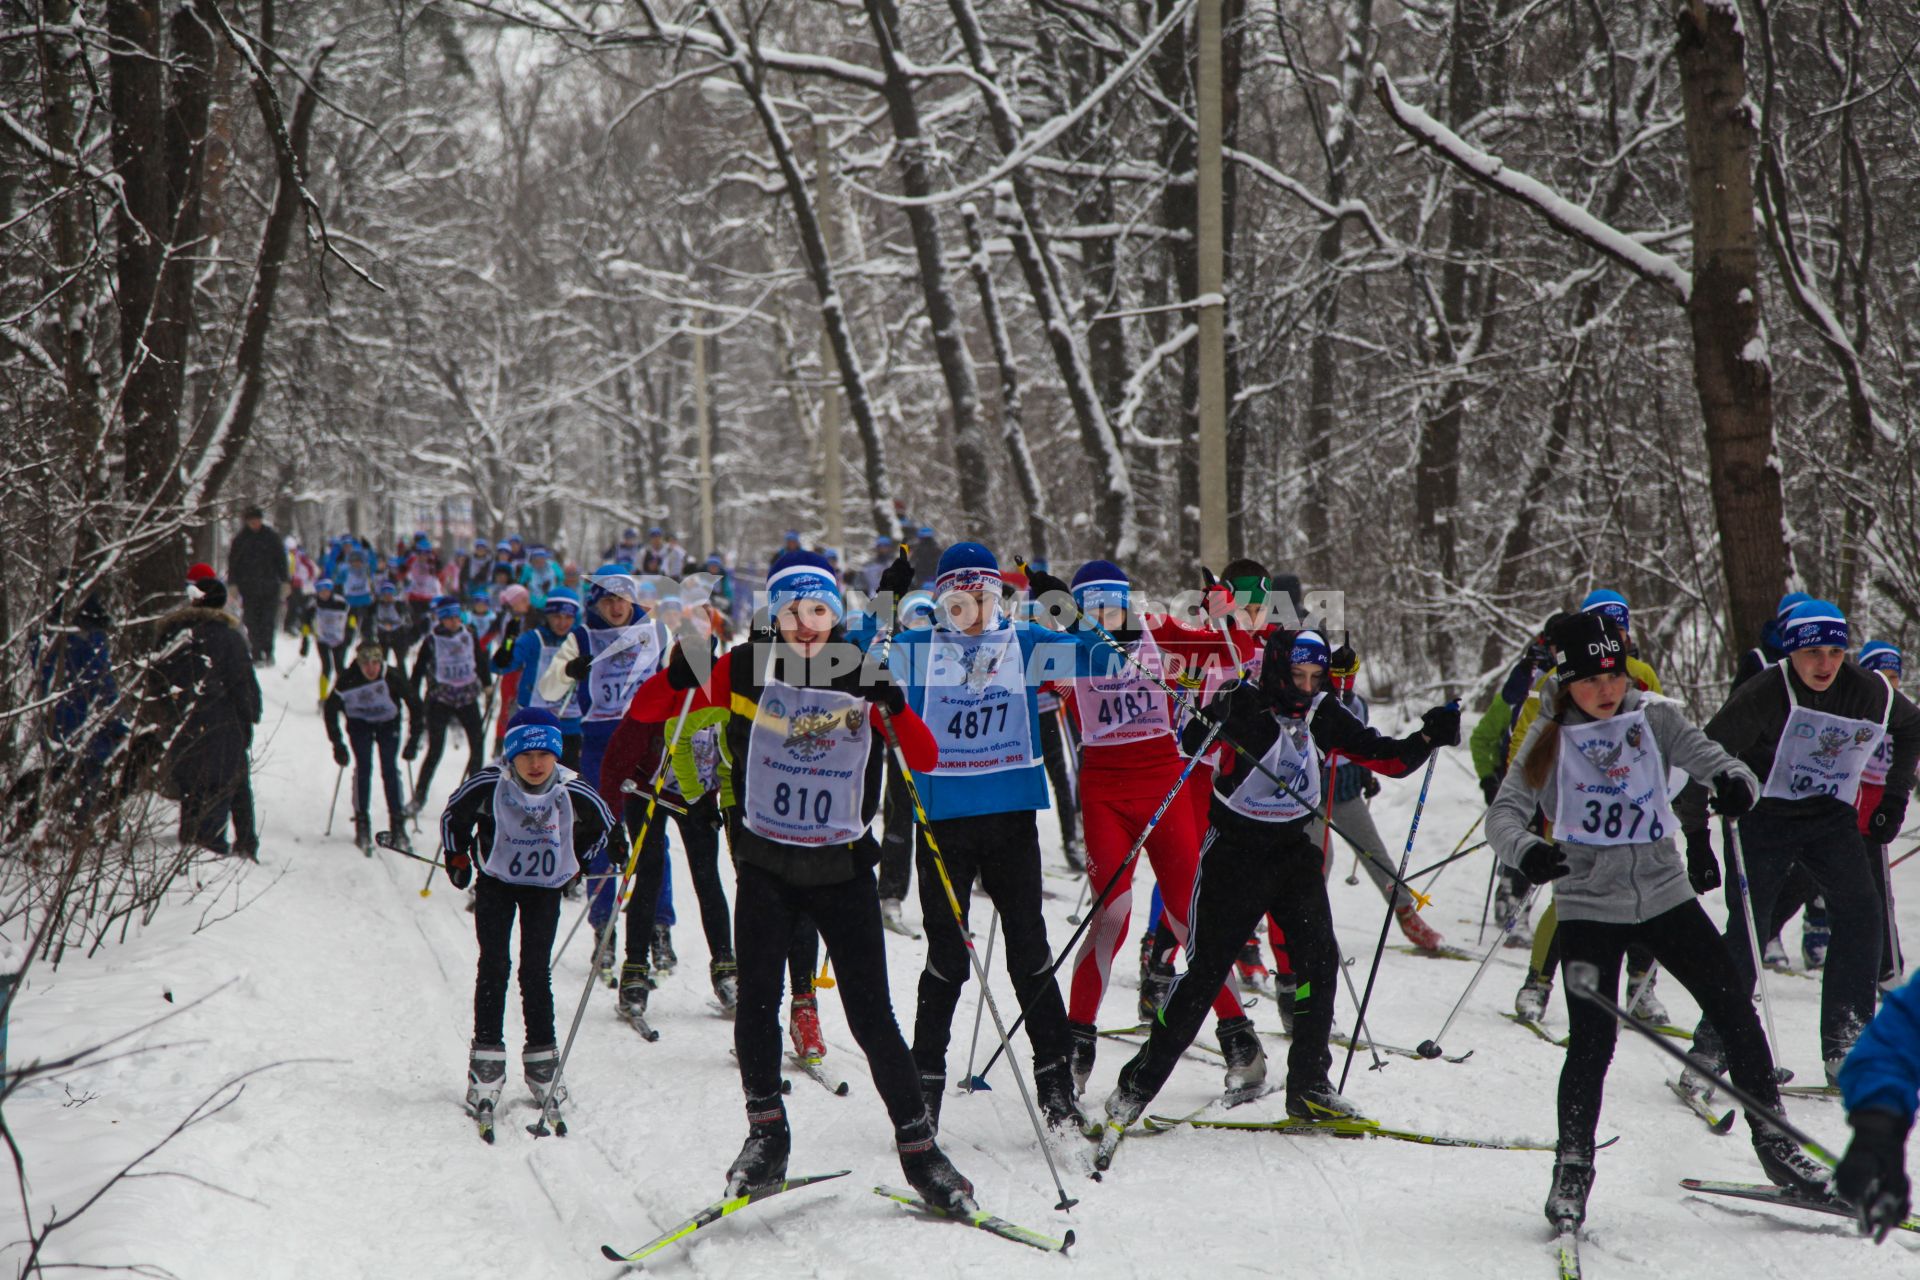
[652,923,677,975]
[1751,1122,1833,1197]
[897,1113,975,1213]
[523,1043,565,1106]
[1068,1020,1098,1095]
[725,1095,790,1196]
[920,1072,947,1134]
[710,958,739,1013]
[1103,1059,1152,1129]
[618,961,652,1019]
[353,813,373,855]
[1545,1143,1596,1230]
[1035,1059,1085,1132]
[1138,938,1174,1024]
[466,1043,506,1114]
[385,825,412,856]
[1216,1015,1268,1097]
[1680,1019,1727,1094]
[1275,975,1298,1035]
[1286,1076,1360,1120]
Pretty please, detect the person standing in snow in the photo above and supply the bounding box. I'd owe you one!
[440,708,616,1133]
[325,641,421,853]
[226,505,289,666]
[154,569,260,854]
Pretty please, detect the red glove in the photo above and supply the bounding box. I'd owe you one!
[446,851,473,890]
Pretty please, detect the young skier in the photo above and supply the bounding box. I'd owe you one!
[883,542,1081,1129]
[1098,625,1459,1130]
[324,640,421,852]
[371,579,415,660]
[1490,611,1827,1226]
[338,544,377,636]
[440,708,616,1138]
[1676,599,1920,1084]
[621,549,975,1209]
[1836,970,1920,1239]
[494,585,582,764]
[403,534,442,625]
[406,595,492,815]
[520,545,564,608]
[301,579,356,701]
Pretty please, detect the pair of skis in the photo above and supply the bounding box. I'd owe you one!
[598,1171,1072,1265]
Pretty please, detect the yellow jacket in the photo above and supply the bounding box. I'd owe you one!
[1504,655,1663,773]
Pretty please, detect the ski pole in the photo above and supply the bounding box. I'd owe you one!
[1334,946,1387,1073]
[874,706,1078,1212]
[1890,841,1919,871]
[1344,854,1360,886]
[1417,806,1487,895]
[323,763,345,837]
[1407,840,1489,884]
[534,684,699,1138]
[1724,814,1789,1080]
[553,898,592,962]
[815,955,836,990]
[1416,886,1537,1060]
[960,911,999,1091]
[1340,742,1443,1093]
[1477,857,1499,946]
[1066,874,1091,925]
[1318,750,1339,880]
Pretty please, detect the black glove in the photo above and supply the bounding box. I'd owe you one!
[1684,827,1720,895]
[403,732,422,761]
[1329,644,1360,683]
[1869,793,1908,843]
[564,650,592,681]
[1710,770,1755,818]
[1420,702,1462,747]
[689,791,723,831]
[1025,564,1071,603]
[1835,1108,1912,1242]
[445,850,473,891]
[1516,839,1570,886]
[1362,771,1381,799]
[332,742,351,767]
[300,636,310,657]
[666,641,700,691]
[876,547,916,600]
[1480,774,1501,806]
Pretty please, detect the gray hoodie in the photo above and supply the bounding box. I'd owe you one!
[1489,683,1757,925]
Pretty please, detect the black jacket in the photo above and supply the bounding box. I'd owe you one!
[228,524,288,590]
[154,607,261,740]
[439,764,616,878]
[323,666,421,744]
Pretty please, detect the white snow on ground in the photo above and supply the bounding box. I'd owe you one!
[8,657,1919,1277]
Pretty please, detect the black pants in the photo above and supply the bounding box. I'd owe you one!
[733,860,924,1128]
[1867,839,1903,979]
[1561,902,1782,1151]
[911,809,1069,1077]
[317,640,351,690]
[472,873,562,1049]
[1712,807,1882,1058]
[417,699,484,804]
[231,758,258,854]
[877,768,915,902]
[669,807,733,962]
[348,717,405,826]
[239,588,279,662]
[172,724,246,850]
[1121,823,1336,1101]
[1037,707,1082,859]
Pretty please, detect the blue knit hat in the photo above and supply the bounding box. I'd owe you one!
[585,567,640,608]
[1776,590,1811,622]
[503,707,564,761]
[314,578,335,594]
[432,595,463,621]
[1289,630,1331,668]
[1860,640,1903,675]
[1780,599,1848,653]
[542,586,581,618]
[1579,588,1630,632]
[935,541,1001,595]
[768,550,844,620]
[1071,560,1130,613]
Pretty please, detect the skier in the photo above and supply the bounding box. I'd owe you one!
[883,542,1081,1129]
[1469,614,1563,805]
[1858,641,1908,985]
[440,708,616,1137]
[406,595,492,816]
[300,579,356,700]
[1028,560,1270,1093]
[1836,970,1920,1239]
[1675,599,1920,1084]
[462,538,496,596]
[324,640,421,852]
[284,537,318,639]
[1488,610,1826,1229]
[623,549,976,1210]
[1734,591,1813,689]
[536,568,670,1003]
[1099,625,1459,1130]
[371,579,415,660]
[337,543,377,636]
[520,545,564,608]
[402,534,442,626]
[495,585,583,765]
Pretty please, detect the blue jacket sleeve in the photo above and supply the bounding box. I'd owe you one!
[1839,971,1920,1119]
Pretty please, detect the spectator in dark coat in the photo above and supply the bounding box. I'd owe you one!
[227,505,290,665]
[32,594,128,807]
[156,572,261,854]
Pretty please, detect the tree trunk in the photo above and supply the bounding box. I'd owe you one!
[1676,0,1787,653]
[862,0,992,542]
[961,204,1049,559]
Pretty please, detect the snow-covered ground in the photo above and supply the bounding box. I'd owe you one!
[8,656,1917,1278]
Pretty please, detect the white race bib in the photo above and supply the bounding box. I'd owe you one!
[924,627,1034,776]
[525,633,576,716]
[1864,733,1893,788]
[583,622,663,723]
[1761,666,1892,806]
[484,768,579,887]
[1552,709,1677,846]
[433,630,478,689]
[1222,697,1322,822]
[314,604,350,647]
[337,676,398,723]
[1075,630,1174,746]
[743,681,869,847]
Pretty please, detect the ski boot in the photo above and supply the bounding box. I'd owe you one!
[1623,966,1669,1024]
[1286,1077,1360,1121]
[1068,1020,1097,1095]
[1136,931,1157,1019]
[789,992,826,1062]
[1138,935,1174,1023]
[1395,904,1446,952]
[1275,974,1298,1035]
[710,957,739,1013]
[1801,899,1830,970]
[897,1114,975,1214]
[523,1043,567,1107]
[353,813,373,855]
[652,923,677,975]
[1235,940,1271,995]
[1545,1143,1596,1229]
[1217,1015,1268,1097]
[1680,1020,1727,1095]
[618,962,652,1019]
[1103,1066,1150,1130]
[466,1043,507,1137]
[1514,970,1553,1022]
[1763,934,1789,969]
[1035,1059,1085,1132]
[725,1095,790,1196]
[385,825,412,856]
[1494,876,1533,947]
[920,1072,947,1133]
[879,897,910,935]
[1751,1120,1832,1197]
[1063,837,1086,874]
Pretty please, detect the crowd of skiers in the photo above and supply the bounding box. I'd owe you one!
[62,505,1908,1243]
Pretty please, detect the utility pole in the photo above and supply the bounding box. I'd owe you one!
[1195,0,1229,568]
[695,328,714,557]
[815,120,844,558]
